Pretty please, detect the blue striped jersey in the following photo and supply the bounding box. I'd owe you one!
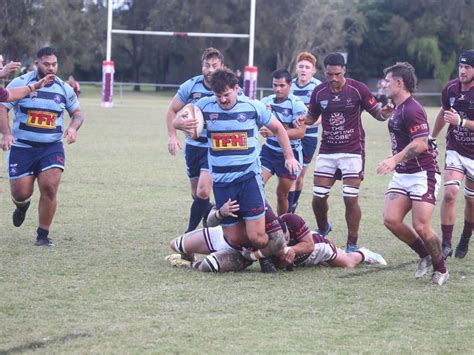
[292,77,321,137]
[195,95,273,184]
[176,75,214,148]
[2,71,79,148]
[260,93,306,152]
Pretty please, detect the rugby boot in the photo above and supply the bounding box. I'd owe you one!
[455,235,470,259]
[442,243,453,260]
[35,237,55,247]
[259,257,277,273]
[165,254,191,268]
[415,255,431,278]
[431,270,449,286]
[358,247,387,265]
[12,201,30,227]
[316,223,332,238]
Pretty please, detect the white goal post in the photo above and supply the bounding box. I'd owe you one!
[102,0,257,107]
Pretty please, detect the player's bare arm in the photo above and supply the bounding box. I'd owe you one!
[166,95,186,155]
[376,136,427,175]
[64,108,84,144]
[0,106,14,150]
[370,102,393,121]
[0,61,21,79]
[3,74,55,102]
[266,117,301,175]
[206,198,239,227]
[295,111,318,128]
[289,232,314,257]
[430,107,446,138]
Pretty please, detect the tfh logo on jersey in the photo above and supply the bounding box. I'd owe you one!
[26,110,58,129]
[211,132,248,151]
[329,112,345,126]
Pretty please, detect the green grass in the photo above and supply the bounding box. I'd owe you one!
[1,88,473,353]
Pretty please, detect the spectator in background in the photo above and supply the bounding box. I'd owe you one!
[376,78,388,106]
[235,69,244,88]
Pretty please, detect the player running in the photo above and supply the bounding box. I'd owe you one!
[166,48,224,233]
[430,49,474,259]
[376,62,448,285]
[260,69,307,215]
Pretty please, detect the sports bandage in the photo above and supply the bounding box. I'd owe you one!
[12,197,31,207]
[174,235,187,254]
[444,180,461,189]
[343,185,359,198]
[202,254,220,272]
[313,185,331,198]
[464,186,474,198]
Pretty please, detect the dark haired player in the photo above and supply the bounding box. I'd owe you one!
[166,48,224,233]
[430,49,474,259]
[296,52,390,252]
[260,68,307,215]
[376,62,448,285]
[1,47,84,246]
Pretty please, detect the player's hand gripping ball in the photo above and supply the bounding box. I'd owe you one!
[176,103,204,140]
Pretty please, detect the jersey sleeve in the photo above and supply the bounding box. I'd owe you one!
[358,82,379,113]
[406,105,430,140]
[293,97,307,117]
[254,100,273,126]
[64,82,80,113]
[176,78,193,103]
[308,89,322,118]
[280,213,310,241]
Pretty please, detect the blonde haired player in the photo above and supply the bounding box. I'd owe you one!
[289,52,321,213]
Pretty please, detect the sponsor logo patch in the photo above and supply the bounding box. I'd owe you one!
[320,100,328,109]
[26,110,58,129]
[409,123,428,134]
[211,132,248,150]
[329,112,345,126]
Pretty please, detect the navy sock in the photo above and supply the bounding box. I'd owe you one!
[287,191,295,213]
[37,227,49,240]
[186,197,210,232]
[293,190,302,205]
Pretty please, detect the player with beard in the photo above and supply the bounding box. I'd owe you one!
[0,47,84,246]
[376,62,448,285]
[430,49,474,259]
[296,52,390,252]
[290,52,322,213]
[0,54,54,102]
[166,48,224,233]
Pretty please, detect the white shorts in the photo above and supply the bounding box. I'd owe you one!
[386,171,441,205]
[203,226,236,253]
[445,150,474,181]
[298,243,337,266]
[314,153,363,180]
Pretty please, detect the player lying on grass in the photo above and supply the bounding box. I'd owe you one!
[165,200,387,272]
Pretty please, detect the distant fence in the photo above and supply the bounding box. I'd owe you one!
[79,81,441,106]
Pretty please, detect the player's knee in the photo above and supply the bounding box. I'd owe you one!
[443,180,461,202]
[342,185,359,198]
[464,185,474,199]
[313,185,331,199]
[249,230,268,249]
[412,223,431,239]
[383,214,399,230]
[195,187,210,199]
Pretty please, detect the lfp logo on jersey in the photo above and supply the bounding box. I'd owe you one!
[26,110,58,129]
[211,132,248,151]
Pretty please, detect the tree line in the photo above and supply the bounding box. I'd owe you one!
[1,0,473,86]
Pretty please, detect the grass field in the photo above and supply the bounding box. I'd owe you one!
[1,87,473,353]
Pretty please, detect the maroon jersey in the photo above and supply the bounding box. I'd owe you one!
[280,213,310,245]
[388,96,438,174]
[0,87,9,102]
[441,78,474,158]
[308,78,379,154]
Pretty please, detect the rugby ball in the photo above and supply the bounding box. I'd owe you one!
[177,103,204,140]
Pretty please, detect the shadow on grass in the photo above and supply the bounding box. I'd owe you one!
[0,333,91,354]
[337,261,414,279]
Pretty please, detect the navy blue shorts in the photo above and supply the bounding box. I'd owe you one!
[7,142,65,180]
[260,145,302,180]
[302,126,319,166]
[184,144,209,179]
[213,173,266,227]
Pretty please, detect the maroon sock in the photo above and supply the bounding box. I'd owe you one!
[441,224,454,246]
[461,220,474,238]
[409,237,429,258]
[432,256,447,273]
[347,234,358,246]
